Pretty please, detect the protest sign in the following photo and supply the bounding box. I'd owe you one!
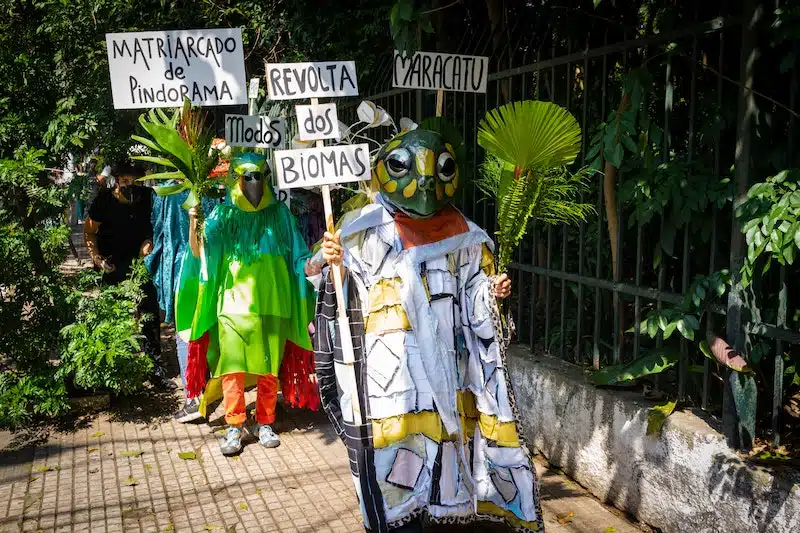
[105,29,247,109]
[274,144,370,189]
[392,51,488,94]
[296,103,340,141]
[265,61,358,100]
[224,115,286,149]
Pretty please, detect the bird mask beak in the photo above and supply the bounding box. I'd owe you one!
[240,171,263,208]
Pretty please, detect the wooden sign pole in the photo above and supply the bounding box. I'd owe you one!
[310,96,364,425]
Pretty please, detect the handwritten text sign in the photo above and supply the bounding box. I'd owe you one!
[296,103,340,141]
[266,61,358,100]
[275,144,370,189]
[392,51,488,94]
[276,188,291,208]
[105,29,247,109]
[225,115,286,149]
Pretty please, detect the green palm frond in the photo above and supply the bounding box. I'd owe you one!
[476,100,594,273]
[478,100,582,171]
[131,98,220,211]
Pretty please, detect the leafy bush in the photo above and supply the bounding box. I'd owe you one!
[0,149,73,429]
[59,262,154,396]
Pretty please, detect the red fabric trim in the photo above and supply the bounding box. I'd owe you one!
[279,341,320,411]
[184,332,210,399]
[394,206,468,249]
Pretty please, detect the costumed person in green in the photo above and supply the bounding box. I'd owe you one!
[314,123,542,532]
[185,152,319,455]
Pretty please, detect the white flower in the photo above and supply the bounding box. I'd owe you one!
[292,135,313,149]
[399,118,418,132]
[335,121,351,142]
[357,101,392,128]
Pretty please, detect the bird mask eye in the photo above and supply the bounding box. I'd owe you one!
[385,148,412,178]
[437,152,456,182]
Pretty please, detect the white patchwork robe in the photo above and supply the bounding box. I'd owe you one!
[312,204,543,532]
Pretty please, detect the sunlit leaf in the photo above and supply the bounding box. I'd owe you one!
[647,400,676,437]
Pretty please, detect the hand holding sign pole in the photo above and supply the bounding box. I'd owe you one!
[267,61,366,427]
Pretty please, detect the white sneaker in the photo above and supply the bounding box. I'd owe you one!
[255,424,280,448]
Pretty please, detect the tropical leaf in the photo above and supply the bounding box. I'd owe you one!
[130,135,163,154]
[131,155,177,168]
[137,171,184,181]
[478,100,582,171]
[647,400,677,438]
[138,121,194,178]
[153,182,191,196]
[700,333,752,373]
[589,350,680,386]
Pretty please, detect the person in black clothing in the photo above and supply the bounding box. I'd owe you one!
[84,162,166,380]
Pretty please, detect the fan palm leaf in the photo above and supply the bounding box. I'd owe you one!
[478,100,582,170]
[477,100,594,273]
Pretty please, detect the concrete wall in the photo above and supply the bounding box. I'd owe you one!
[508,348,800,533]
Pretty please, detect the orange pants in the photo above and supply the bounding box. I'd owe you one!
[222,373,278,427]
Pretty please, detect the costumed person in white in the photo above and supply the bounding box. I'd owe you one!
[313,122,543,533]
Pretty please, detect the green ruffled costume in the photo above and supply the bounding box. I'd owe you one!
[176,181,317,415]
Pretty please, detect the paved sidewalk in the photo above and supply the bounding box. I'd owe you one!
[0,225,647,533]
[0,394,646,533]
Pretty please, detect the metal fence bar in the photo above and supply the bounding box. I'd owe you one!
[678,25,700,401]
[575,48,589,363]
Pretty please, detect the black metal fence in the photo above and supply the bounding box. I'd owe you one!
[336,3,800,450]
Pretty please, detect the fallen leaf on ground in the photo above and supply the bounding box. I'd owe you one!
[89,468,99,474]
[606,528,617,533]
[239,503,248,510]
[119,450,144,457]
[33,466,53,473]
[91,432,105,438]
[255,489,262,496]
[204,525,222,531]
[87,447,99,453]
[144,464,152,470]
[231,456,239,461]
[124,476,138,486]
[556,511,574,524]
[29,476,37,482]
[177,451,197,460]
[164,524,174,532]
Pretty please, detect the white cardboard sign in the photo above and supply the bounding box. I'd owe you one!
[105,29,247,109]
[224,115,286,149]
[266,61,359,100]
[275,144,370,189]
[392,50,489,94]
[296,103,340,141]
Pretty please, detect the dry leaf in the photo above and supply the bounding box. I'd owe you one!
[91,432,105,438]
[119,450,144,458]
[239,503,248,510]
[29,476,37,482]
[177,451,197,460]
[231,456,239,461]
[204,525,222,531]
[605,528,617,533]
[255,489,262,496]
[144,464,152,470]
[164,524,174,532]
[124,476,138,486]
[34,466,53,473]
[556,511,575,525]
[87,447,99,453]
